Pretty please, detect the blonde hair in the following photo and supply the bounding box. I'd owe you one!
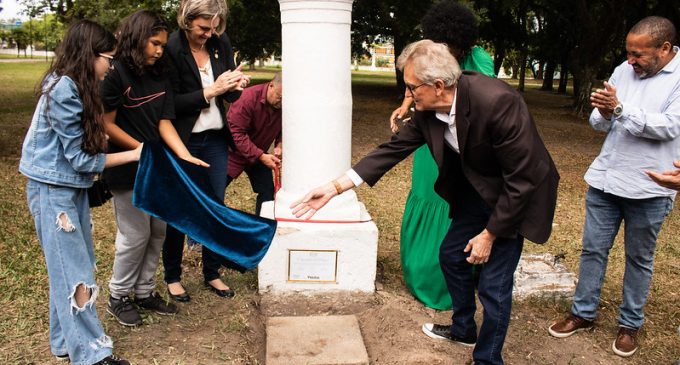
[396,40,461,87]
[177,0,228,35]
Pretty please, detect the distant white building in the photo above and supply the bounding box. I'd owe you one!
[355,42,395,71]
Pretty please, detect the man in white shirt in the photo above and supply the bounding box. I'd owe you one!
[549,16,679,358]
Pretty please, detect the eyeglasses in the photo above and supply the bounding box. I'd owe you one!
[98,53,114,70]
[406,82,429,94]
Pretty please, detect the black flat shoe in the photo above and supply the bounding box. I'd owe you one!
[204,280,235,298]
[167,285,191,302]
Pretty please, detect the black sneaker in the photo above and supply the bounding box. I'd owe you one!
[135,292,179,315]
[93,355,130,365]
[421,323,476,347]
[107,295,142,326]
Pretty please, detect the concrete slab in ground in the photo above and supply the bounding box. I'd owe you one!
[513,253,577,299]
[267,315,369,365]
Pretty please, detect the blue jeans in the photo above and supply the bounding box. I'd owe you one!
[26,179,112,365]
[163,129,228,283]
[571,187,673,329]
[439,184,523,365]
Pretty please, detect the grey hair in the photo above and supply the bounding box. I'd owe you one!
[396,40,461,87]
[177,0,228,35]
[629,16,677,47]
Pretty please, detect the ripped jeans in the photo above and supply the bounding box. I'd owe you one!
[27,179,113,365]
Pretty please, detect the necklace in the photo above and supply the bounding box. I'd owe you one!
[190,44,204,53]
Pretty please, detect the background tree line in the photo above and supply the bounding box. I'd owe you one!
[2,0,679,116]
[352,0,680,116]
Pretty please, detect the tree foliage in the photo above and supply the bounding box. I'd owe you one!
[351,0,434,94]
[227,0,280,69]
[13,0,680,118]
[471,0,680,116]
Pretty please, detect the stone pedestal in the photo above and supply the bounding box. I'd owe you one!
[259,203,377,293]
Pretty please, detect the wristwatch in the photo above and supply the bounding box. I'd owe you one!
[613,103,623,118]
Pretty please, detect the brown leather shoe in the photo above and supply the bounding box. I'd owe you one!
[548,314,594,338]
[612,327,638,357]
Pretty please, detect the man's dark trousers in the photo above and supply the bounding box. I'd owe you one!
[439,154,524,365]
[226,162,274,215]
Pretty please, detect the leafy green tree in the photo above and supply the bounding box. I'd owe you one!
[20,0,45,57]
[10,27,30,56]
[26,14,64,50]
[474,0,524,76]
[227,0,280,70]
[0,28,11,45]
[351,0,433,94]
[41,0,176,30]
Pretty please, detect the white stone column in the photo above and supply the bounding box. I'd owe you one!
[258,0,378,294]
[273,0,364,221]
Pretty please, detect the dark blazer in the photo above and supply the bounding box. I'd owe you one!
[166,30,240,149]
[353,71,560,244]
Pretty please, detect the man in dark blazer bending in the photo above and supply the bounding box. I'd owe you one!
[292,40,559,365]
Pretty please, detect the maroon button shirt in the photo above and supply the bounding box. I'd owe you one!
[227,82,282,178]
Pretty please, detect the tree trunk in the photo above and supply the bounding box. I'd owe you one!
[558,62,569,94]
[518,50,527,92]
[535,62,544,80]
[572,66,595,117]
[493,47,505,77]
[393,32,408,97]
[511,63,519,79]
[541,62,556,91]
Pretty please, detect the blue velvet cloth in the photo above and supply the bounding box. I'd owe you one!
[133,142,276,272]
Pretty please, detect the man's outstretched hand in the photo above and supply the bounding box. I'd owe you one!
[290,182,337,219]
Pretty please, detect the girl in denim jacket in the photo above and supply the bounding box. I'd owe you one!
[19,20,138,365]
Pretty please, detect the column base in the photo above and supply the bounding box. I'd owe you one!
[258,200,378,294]
[272,188,366,222]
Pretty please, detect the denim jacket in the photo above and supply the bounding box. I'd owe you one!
[20,75,106,188]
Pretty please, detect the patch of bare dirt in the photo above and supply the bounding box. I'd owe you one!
[245,290,630,365]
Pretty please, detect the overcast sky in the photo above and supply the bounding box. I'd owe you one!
[1,0,23,21]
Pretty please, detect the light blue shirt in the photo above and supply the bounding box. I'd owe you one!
[586,46,680,199]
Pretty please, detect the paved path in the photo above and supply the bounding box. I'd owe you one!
[0,47,53,62]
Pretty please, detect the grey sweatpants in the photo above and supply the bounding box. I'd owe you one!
[108,189,166,299]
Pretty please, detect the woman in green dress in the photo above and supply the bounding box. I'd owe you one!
[390,1,496,310]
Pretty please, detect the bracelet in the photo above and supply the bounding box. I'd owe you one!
[332,180,343,195]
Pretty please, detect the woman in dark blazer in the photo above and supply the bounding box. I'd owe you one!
[163,0,250,301]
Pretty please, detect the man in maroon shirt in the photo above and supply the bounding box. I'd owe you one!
[226,73,283,214]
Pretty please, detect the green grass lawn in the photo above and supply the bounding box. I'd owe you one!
[0,62,678,364]
[0,54,53,60]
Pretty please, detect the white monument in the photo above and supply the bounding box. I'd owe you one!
[258,0,379,294]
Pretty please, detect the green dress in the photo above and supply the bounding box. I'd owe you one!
[400,46,496,309]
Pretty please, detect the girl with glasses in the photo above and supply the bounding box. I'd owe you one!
[19,20,136,365]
